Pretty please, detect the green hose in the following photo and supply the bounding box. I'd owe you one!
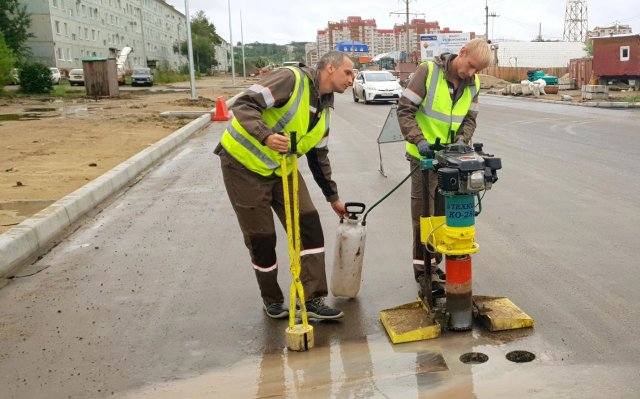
[362,163,421,225]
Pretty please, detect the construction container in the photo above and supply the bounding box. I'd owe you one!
[569,57,593,89]
[592,34,640,89]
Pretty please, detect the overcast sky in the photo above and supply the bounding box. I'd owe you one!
[165,0,640,45]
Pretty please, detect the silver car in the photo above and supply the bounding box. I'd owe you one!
[131,67,153,87]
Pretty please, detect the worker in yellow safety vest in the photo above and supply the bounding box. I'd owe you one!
[397,38,491,294]
[214,51,354,320]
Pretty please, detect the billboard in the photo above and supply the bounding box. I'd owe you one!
[420,33,471,61]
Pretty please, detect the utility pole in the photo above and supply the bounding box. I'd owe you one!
[228,0,236,85]
[389,0,425,61]
[485,0,498,42]
[184,0,196,100]
[240,10,246,79]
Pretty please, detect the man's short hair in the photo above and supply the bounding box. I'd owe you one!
[463,38,491,68]
[317,51,351,70]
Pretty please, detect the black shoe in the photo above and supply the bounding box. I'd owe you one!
[300,297,343,320]
[263,302,289,319]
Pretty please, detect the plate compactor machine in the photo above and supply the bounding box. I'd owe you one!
[380,141,534,343]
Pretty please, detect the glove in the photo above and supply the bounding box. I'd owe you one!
[417,140,434,158]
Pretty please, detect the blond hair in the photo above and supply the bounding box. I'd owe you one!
[463,38,491,68]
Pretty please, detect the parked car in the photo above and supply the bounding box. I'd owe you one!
[10,68,20,85]
[68,68,84,86]
[49,67,61,84]
[130,67,153,86]
[352,70,403,104]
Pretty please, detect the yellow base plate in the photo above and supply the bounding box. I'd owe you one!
[380,300,441,344]
[473,296,534,331]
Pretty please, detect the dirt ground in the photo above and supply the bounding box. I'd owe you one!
[0,76,248,233]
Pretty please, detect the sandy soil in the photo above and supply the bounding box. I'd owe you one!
[0,76,247,233]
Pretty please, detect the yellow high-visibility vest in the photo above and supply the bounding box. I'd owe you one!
[220,67,330,176]
[406,61,479,159]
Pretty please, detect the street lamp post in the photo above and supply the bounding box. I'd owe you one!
[228,0,236,86]
[184,0,197,100]
[240,10,246,79]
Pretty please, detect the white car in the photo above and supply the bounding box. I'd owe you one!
[68,68,84,86]
[352,70,403,104]
[49,67,61,84]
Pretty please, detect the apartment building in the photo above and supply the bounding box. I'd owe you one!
[315,16,465,59]
[589,24,633,38]
[21,0,187,71]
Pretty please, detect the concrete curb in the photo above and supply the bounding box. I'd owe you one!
[483,93,640,108]
[0,94,240,279]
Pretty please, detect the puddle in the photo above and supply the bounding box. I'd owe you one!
[0,113,59,121]
[24,107,58,112]
[0,200,55,228]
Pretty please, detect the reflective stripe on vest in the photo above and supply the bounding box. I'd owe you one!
[406,61,479,159]
[220,67,328,176]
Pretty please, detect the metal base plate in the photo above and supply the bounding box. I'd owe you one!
[379,299,441,344]
[473,295,534,331]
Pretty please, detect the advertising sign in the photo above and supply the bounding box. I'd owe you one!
[420,33,471,61]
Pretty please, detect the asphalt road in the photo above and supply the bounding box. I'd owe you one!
[1,93,639,398]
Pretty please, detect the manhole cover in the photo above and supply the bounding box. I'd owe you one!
[459,352,488,364]
[506,350,535,363]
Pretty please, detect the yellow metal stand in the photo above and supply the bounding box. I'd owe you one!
[281,149,314,352]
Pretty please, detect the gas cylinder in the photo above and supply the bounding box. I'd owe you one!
[330,202,367,298]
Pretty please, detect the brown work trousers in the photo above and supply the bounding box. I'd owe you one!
[410,157,444,281]
[219,150,328,305]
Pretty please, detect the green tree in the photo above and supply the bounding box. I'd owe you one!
[18,62,52,94]
[0,0,34,61]
[180,10,222,73]
[0,32,16,88]
[584,39,593,56]
[254,57,268,69]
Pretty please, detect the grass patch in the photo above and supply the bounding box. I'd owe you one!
[0,83,85,98]
[153,69,200,84]
[617,93,640,103]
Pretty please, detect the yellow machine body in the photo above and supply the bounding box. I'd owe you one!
[420,216,479,256]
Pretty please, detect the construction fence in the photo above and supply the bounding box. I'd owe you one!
[481,66,569,83]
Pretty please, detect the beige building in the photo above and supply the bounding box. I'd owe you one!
[589,24,633,38]
[315,16,465,59]
[21,0,187,70]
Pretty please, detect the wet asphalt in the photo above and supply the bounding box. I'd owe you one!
[1,93,639,398]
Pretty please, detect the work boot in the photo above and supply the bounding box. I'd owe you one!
[299,297,343,320]
[263,302,289,319]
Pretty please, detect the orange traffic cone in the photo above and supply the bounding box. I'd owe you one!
[212,96,231,121]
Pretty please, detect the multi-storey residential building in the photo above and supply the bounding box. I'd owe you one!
[212,38,230,73]
[315,16,467,59]
[589,24,633,38]
[304,42,318,66]
[20,0,187,71]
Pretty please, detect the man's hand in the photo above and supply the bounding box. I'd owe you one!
[417,140,434,158]
[330,200,347,218]
[264,133,290,153]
